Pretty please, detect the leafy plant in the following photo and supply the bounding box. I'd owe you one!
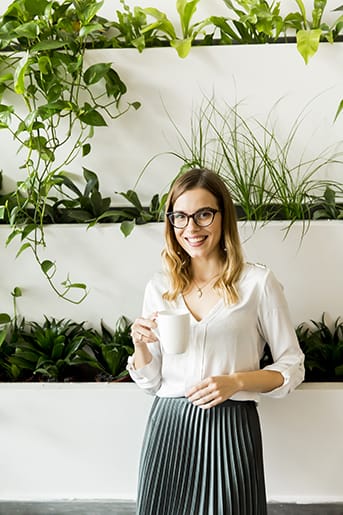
[211,0,287,44]
[108,0,165,52]
[165,96,343,232]
[77,316,134,381]
[0,286,25,380]
[0,0,139,302]
[311,186,343,220]
[8,316,89,382]
[113,189,167,236]
[138,0,212,57]
[284,0,343,63]
[296,314,343,381]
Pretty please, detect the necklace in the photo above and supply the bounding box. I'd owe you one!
[193,274,219,298]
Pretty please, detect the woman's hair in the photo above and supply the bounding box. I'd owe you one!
[162,168,244,304]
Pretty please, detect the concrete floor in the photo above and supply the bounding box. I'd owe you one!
[0,502,132,515]
[0,502,342,514]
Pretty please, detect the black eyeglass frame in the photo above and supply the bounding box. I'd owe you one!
[166,207,221,229]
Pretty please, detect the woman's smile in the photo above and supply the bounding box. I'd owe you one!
[172,188,222,259]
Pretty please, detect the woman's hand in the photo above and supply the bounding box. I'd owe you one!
[131,313,158,348]
[186,375,240,409]
[186,370,284,409]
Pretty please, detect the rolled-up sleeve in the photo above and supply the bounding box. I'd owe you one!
[127,342,162,394]
[258,270,305,398]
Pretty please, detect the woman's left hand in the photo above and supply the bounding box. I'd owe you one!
[186,375,240,409]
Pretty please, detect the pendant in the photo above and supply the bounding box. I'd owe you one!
[197,288,203,298]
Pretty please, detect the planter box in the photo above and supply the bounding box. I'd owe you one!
[1,220,342,326]
[0,381,342,503]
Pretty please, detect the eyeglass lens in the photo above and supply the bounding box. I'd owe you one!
[169,209,216,228]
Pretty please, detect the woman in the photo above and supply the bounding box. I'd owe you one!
[127,168,305,515]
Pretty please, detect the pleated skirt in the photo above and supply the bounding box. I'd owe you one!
[136,396,267,515]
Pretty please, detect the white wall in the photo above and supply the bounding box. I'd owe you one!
[1,0,343,505]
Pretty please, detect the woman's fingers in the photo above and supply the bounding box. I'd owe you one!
[131,315,158,345]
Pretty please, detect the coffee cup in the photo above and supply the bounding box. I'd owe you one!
[157,310,190,354]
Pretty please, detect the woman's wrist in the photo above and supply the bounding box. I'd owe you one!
[232,370,284,394]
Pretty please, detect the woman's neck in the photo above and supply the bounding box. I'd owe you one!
[191,257,223,283]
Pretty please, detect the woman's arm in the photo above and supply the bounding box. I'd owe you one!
[186,370,284,409]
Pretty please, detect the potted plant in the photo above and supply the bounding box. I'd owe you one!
[296,313,343,382]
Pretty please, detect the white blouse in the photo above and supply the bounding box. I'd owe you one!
[127,262,305,402]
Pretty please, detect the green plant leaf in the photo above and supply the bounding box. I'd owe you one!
[104,68,127,99]
[30,40,66,52]
[119,189,143,210]
[82,143,91,157]
[14,53,29,95]
[12,286,22,298]
[77,0,104,24]
[84,63,112,85]
[79,23,104,38]
[83,168,99,195]
[14,21,39,40]
[120,219,135,237]
[334,99,343,121]
[176,0,200,37]
[170,37,193,58]
[25,0,49,16]
[16,242,31,258]
[0,313,11,325]
[63,282,87,290]
[296,29,322,64]
[79,107,107,126]
[41,260,56,276]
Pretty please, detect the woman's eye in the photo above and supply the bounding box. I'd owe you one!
[198,210,211,220]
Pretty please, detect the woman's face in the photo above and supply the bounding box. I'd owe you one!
[171,187,222,260]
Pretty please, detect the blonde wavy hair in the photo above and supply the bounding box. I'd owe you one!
[162,168,244,304]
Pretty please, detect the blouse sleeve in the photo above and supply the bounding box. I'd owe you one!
[257,269,305,398]
[127,278,163,395]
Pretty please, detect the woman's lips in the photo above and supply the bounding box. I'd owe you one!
[184,235,208,247]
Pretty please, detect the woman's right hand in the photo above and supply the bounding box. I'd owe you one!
[131,313,158,348]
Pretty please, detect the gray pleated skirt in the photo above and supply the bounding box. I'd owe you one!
[137,396,267,515]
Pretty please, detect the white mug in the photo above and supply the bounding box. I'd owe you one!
[157,310,190,354]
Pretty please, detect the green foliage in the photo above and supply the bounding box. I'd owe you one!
[0,0,138,303]
[7,317,88,382]
[166,96,343,231]
[0,311,134,382]
[76,316,134,381]
[312,186,343,220]
[213,0,286,44]
[139,0,211,58]
[284,0,343,63]
[1,168,167,235]
[108,0,166,51]
[113,189,167,236]
[296,314,343,381]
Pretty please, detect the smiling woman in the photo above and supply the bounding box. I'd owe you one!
[127,168,305,515]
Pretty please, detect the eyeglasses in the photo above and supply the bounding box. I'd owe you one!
[167,207,220,229]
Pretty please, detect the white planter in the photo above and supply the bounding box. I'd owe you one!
[0,381,342,503]
[1,220,342,326]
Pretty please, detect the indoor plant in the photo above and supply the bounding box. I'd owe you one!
[0,0,139,302]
